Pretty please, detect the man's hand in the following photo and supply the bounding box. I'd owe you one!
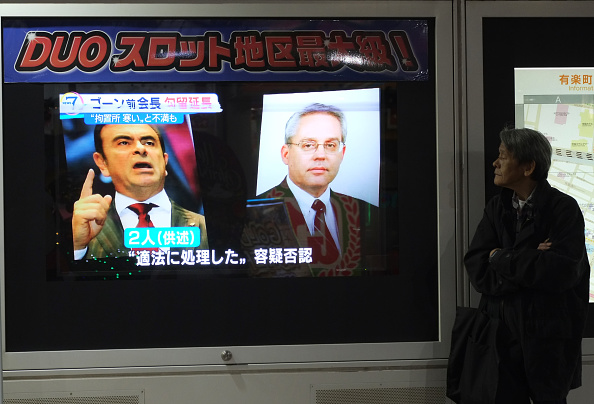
[537,238,552,251]
[72,169,113,251]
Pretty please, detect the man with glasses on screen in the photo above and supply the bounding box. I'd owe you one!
[259,103,375,276]
[71,123,208,260]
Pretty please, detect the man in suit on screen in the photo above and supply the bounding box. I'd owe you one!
[72,123,208,260]
[259,103,376,276]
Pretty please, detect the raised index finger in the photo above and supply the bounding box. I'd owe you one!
[80,169,95,199]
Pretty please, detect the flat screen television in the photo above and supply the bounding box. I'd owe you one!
[1,13,452,369]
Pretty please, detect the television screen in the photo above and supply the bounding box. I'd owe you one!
[2,17,439,352]
[56,86,383,278]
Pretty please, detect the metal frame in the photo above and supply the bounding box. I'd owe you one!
[0,1,458,374]
[465,1,594,354]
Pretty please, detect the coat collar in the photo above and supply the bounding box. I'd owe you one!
[500,179,552,212]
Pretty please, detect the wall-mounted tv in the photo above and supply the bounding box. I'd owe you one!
[1,15,446,365]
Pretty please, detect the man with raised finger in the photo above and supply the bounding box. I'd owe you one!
[72,123,208,260]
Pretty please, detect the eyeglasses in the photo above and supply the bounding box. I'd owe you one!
[287,140,344,154]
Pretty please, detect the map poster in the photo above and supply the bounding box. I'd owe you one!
[515,67,594,301]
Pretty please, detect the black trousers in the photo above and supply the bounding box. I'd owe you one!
[494,334,568,403]
[493,304,568,404]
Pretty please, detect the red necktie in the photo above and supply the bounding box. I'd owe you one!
[128,203,156,227]
[311,199,339,259]
[312,199,326,234]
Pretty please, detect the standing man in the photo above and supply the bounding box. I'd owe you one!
[463,127,589,403]
[72,123,208,260]
[259,103,372,276]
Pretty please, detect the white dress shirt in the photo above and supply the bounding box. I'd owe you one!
[74,189,172,260]
[286,176,341,253]
[116,189,172,229]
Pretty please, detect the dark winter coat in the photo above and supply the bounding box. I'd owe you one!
[464,180,589,400]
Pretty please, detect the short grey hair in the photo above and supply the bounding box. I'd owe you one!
[284,103,347,144]
[499,127,552,181]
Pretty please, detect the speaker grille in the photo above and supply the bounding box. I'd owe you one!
[314,386,446,404]
[5,391,143,404]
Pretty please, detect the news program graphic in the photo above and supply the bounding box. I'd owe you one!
[59,92,223,124]
[60,92,221,269]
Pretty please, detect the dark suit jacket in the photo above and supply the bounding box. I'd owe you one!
[464,180,589,400]
[258,178,379,276]
[86,200,208,259]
